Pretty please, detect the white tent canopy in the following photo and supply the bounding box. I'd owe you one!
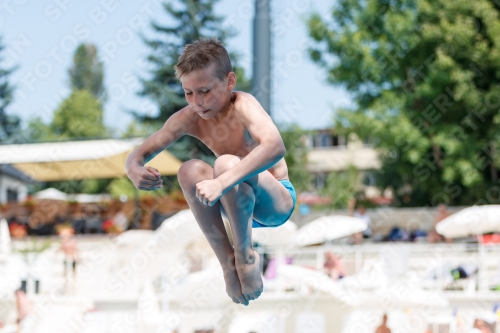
[0,138,142,164]
[34,187,67,201]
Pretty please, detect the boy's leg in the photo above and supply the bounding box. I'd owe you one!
[177,159,248,305]
[214,155,295,302]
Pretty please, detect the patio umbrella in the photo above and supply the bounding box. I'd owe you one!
[293,215,367,247]
[168,267,229,306]
[353,280,449,309]
[0,218,11,257]
[436,205,500,238]
[136,279,162,328]
[252,220,297,247]
[277,264,356,305]
[115,230,154,248]
[153,209,204,249]
[435,205,500,292]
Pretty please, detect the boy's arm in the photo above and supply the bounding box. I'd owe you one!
[126,109,190,190]
[216,94,286,191]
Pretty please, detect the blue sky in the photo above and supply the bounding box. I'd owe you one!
[2,0,351,134]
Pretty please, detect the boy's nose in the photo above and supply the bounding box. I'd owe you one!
[193,96,203,106]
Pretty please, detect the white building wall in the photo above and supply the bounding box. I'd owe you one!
[0,174,28,204]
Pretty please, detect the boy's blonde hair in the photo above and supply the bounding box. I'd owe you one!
[175,38,233,81]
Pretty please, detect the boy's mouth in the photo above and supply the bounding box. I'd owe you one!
[201,109,211,114]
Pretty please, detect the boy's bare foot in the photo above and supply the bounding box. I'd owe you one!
[236,249,263,302]
[222,257,248,305]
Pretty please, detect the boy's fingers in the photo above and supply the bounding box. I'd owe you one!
[145,167,161,178]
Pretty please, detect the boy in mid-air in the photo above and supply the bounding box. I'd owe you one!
[126,38,296,306]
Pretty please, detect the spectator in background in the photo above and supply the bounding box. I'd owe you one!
[58,226,78,294]
[324,252,345,280]
[428,204,450,243]
[355,205,372,238]
[348,199,372,244]
[374,314,391,333]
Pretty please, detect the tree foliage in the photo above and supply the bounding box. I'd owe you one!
[0,36,21,143]
[135,0,251,163]
[68,43,106,101]
[307,0,500,206]
[51,90,108,139]
[279,124,312,192]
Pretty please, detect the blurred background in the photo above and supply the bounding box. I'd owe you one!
[1,0,500,332]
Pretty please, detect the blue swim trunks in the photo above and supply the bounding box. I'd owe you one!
[252,179,297,228]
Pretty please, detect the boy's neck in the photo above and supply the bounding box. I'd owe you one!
[211,91,236,122]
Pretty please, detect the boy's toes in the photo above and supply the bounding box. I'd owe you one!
[232,297,240,304]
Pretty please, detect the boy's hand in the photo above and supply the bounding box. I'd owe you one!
[196,179,223,206]
[127,166,163,191]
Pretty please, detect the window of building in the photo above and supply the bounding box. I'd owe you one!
[315,173,326,188]
[7,188,18,202]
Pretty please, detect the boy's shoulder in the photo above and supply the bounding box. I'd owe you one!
[233,91,260,107]
[232,91,266,117]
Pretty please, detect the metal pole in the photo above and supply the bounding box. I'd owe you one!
[133,187,140,229]
[252,0,272,115]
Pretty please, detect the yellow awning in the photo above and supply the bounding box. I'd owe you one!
[13,149,182,182]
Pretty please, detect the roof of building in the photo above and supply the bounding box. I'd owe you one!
[0,164,38,184]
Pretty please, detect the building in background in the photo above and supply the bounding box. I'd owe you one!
[0,164,35,204]
[305,129,388,199]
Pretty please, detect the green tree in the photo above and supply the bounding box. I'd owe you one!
[135,0,251,163]
[51,90,108,139]
[307,0,500,206]
[0,36,21,143]
[279,124,312,192]
[321,165,363,209]
[69,43,106,101]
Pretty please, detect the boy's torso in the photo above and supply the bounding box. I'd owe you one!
[180,91,289,181]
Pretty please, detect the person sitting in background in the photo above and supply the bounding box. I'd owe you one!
[473,319,493,333]
[58,226,79,294]
[374,314,391,333]
[428,204,450,243]
[323,252,345,280]
[348,199,372,244]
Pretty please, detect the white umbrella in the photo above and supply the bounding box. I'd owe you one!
[293,215,367,247]
[353,280,449,309]
[277,264,356,305]
[136,279,162,328]
[168,267,229,306]
[33,187,67,201]
[252,220,297,247]
[153,209,204,249]
[436,205,500,238]
[115,230,154,248]
[436,205,500,292]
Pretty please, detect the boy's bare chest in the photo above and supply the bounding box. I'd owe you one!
[193,117,257,157]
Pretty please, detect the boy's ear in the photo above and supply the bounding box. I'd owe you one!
[227,71,236,90]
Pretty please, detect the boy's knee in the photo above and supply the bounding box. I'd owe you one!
[178,159,211,187]
[213,154,240,177]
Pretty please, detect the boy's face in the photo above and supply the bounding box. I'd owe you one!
[181,63,236,119]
